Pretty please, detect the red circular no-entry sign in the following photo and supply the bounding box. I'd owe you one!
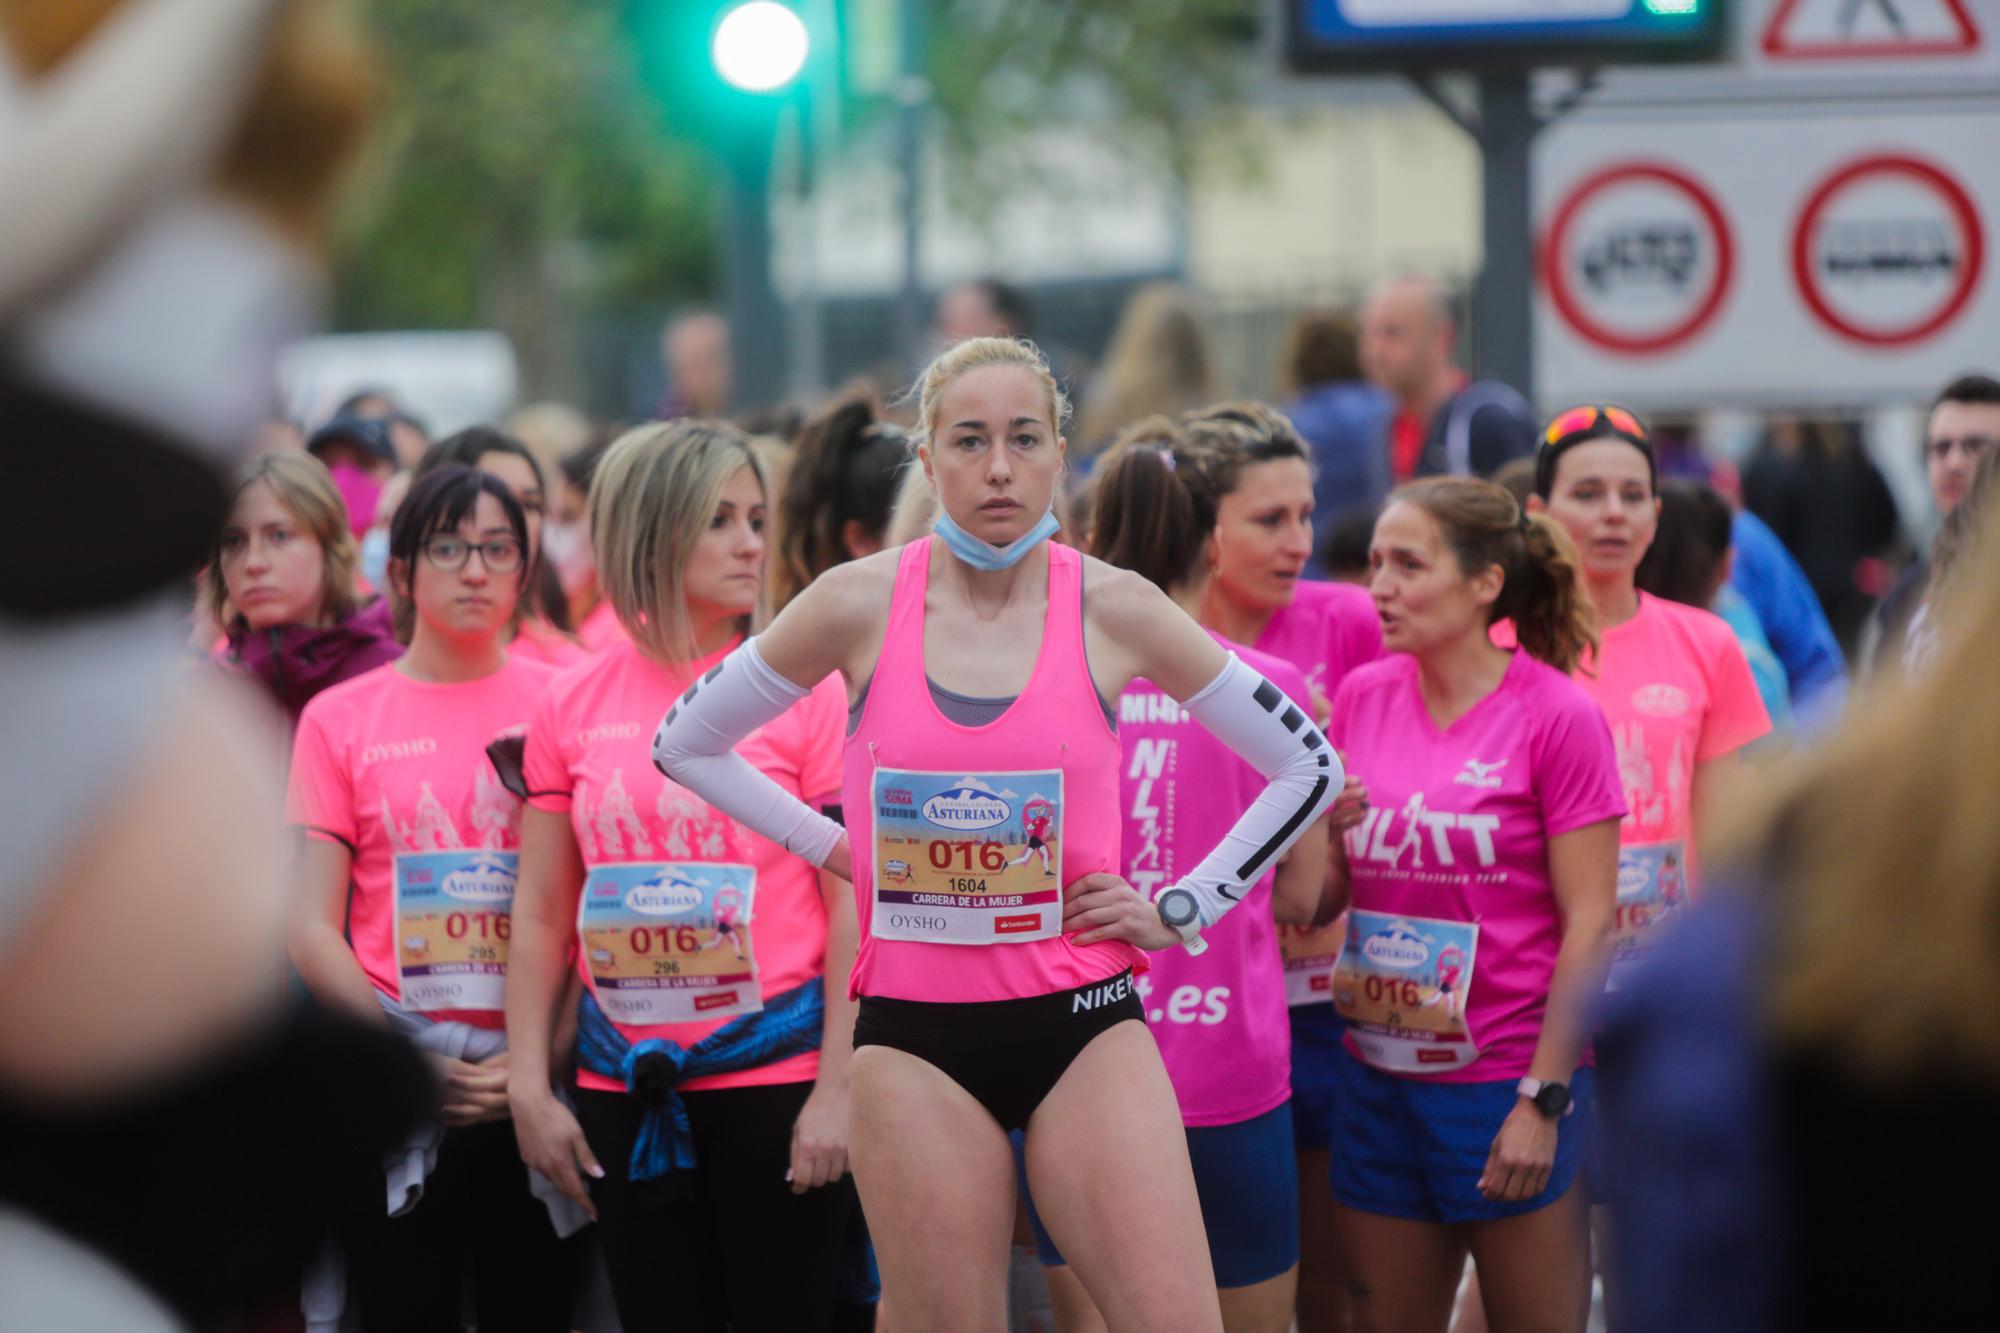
[1792,154,1985,349]
[1541,161,1736,357]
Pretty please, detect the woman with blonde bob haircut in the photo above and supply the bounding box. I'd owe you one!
[208,452,401,729]
[507,420,861,1332]
[649,336,1342,1330]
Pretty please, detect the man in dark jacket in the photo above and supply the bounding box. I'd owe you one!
[1872,373,2000,672]
[1359,273,1536,484]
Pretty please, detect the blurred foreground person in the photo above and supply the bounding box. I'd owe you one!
[209,452,403,731]
[1597,476,2000,1333]
[0,1,428,1327]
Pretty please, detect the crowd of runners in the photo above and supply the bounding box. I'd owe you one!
[4,7,2000,1333]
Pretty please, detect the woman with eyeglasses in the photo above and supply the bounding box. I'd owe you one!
[286,465,581,1332]
[415,426,589,669]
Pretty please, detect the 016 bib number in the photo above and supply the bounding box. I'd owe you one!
[1607,841,1688,989]
[394,850,517,1012]
[1333,910,1481,1073]
[871,769,1063,945]
[578,862,761,1024]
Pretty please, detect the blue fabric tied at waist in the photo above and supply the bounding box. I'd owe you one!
[576,977,825,1182]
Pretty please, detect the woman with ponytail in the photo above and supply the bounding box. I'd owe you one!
[772,396,908,611]
[1322,477,1622,1332]
[1526,407,1768,988]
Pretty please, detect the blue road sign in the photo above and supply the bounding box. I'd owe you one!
[1284,0,1728,70]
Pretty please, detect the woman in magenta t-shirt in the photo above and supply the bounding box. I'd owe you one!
[287,465,578,1329]
[1326,477,1623,1331]
[1007,420,1341,1330]
[1187,401,1384,1330]
[1526,406,1770,985]
[504,420,858,1333]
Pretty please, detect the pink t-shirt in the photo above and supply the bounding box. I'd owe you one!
[523,637,845,1093]
[1571,594,1769,977]
[287,655,557,1029]
[1256,579,1385,722]
[509,617,591,670]
[1328,651,1624,1081]
[576,600,628,653]
[1123,635,1310,1126]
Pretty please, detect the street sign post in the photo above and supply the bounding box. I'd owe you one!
[1282,3,1732,404]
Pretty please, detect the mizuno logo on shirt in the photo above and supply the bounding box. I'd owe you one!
[1454,758,1507,788]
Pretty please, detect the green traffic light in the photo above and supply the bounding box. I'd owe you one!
[712,2,809,93]
[1642,0,1701,14]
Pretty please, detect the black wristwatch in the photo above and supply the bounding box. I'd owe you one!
[1516,1077,1571,1119]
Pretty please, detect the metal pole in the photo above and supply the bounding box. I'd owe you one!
[1473,69,1537,404]
[723,111,785,411]
[892,0,928,368]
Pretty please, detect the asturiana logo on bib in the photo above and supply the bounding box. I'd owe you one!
[1361,921,1432,970]
[442,853,515,904]
[626,869,705,916]
[921,777,1014,831]
[1618,862,1652,899]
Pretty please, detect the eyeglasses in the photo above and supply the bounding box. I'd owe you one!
[422,536,523,573]
[1925,435,1995,463]
[1543,404,1647,450]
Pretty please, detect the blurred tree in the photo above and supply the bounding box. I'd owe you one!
[333,0,718,397]
[332,0,1257,400]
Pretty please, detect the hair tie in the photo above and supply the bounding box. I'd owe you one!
[1154,446,1177,472]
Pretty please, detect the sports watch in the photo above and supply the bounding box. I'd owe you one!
[1154,887,1207,957]
[1516,1076,1571,1119]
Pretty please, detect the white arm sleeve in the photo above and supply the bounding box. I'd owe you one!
[650,638,845,867]
[1156,653,1341,937]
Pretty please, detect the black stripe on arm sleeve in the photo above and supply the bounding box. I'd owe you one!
[1233,774,1331,883]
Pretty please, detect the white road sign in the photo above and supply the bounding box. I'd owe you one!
[1535,105,2000,409]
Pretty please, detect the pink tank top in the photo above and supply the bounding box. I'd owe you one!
[843,539,1140,1002]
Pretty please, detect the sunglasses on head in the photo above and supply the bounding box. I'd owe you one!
[1543,405,1646,450]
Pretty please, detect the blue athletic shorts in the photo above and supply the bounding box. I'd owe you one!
[1015,1101,1301,1289]
[1288,1003,1344,1151]
[1328,1045,1595,1225]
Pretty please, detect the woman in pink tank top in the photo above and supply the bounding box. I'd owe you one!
[652,338,1341,1330]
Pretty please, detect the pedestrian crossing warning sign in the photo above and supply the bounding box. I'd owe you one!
[1762,0,1979,58]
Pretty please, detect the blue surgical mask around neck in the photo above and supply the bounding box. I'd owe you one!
[932,506,1060,572]
[359,527,391,591]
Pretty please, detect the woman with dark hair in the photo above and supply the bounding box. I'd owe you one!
[771,397,907,611]
[1638,480,1791,733]
[416,426,587,667]
[209,452,402,731]
[1188,400,1384,1332]
[1327,477,1622,1332]
[286,465,580,1330]
[1526,408,1769,987]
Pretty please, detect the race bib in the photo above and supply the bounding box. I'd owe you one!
[578,862,762,1024]
[871,769,1063,945]
[1607,841,1688,989]
[394,850,516,1012]
[1278,915,1347,1008]
[1333,910,1481,1073]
